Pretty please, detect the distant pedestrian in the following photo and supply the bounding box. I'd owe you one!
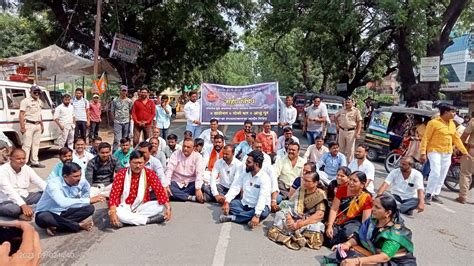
[19,85,44,168]
[184,90,202,138]
[131,88,156,146]
[72,88,90,141]
[54,94,75,149]
[304,96,327,145]
[89,94,101,143]
[111,86,133,151]
[155,94,172,139]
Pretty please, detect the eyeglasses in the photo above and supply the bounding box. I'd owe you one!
[32,91,40,94]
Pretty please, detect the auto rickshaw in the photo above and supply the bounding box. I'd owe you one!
[363,106,438,162]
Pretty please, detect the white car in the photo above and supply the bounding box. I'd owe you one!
[0,80,60,148]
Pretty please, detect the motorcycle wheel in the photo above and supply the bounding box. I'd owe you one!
[444,165,461,192]
[384,152,402,173]
[367,148,379,162]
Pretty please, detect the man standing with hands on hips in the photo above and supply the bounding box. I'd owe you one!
[19,85,45,168]
[420,104,471,204]
[184,91,201,138]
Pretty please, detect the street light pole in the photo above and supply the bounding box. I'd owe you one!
[93,0,103,93]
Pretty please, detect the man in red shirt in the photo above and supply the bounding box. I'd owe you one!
[256,121,277,156]
[232,120,253,144]
[108,150,171,227]
[88,94,101,143]
[131,88,156,146]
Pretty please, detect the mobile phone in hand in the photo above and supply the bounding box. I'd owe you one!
[0,226,23,255]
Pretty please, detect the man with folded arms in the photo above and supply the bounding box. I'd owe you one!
[0,148,46,221]
[108,150,171,227]
[203,144,243,203]
[35,162,105,236]
[220,150,271,229]
[166,138,205,202]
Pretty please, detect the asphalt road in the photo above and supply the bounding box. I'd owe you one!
[16,121,474,265]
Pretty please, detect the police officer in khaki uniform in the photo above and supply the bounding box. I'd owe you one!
[456,118,474,204]
[335,98,362,162]
[19,85,45,168]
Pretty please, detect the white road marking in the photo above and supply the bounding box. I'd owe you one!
[434,203,456,213]
[212,223,232,266]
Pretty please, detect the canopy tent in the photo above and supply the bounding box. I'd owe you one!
[0,44,121,81]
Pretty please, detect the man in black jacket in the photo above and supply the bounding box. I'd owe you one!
[85,142,122,197]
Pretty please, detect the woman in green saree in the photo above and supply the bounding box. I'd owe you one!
[332,192,416,266]
[268,171,328,250]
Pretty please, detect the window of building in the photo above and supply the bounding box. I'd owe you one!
[465,62,474,82]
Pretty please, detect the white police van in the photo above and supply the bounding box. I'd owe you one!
[0,80,60,148]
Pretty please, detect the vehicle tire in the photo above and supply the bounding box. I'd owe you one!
[384,152,402,173]
[444,164,461,192]
[366,148,379,162]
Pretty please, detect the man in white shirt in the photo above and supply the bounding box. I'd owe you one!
[303,96,328,145]
[199,118,224,148]
[202,144,243,203]
[276,127,300,151]
[72,137,94,171]
[377,157,425,215]
[220,150,271,229]
[146,127,166,153]
[304,136,329,163]
[54,94,75,149]
[278,96,297,135]
[72,88,90,141]
[184,91,201,138]
[0,148,46,221]
[348,144,375,194]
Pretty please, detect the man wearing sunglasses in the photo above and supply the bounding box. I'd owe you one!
[19,85,45,168]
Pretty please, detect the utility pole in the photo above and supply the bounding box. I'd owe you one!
[93,0,103,93]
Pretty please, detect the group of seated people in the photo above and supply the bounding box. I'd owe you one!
[0,119,424,265]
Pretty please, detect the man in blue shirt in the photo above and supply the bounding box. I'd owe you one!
[318,142,347,180]
[35,162,105,236]
[235,132,256,161]
[47,147,85,181]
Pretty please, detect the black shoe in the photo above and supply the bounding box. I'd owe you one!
[147,214,165,224]
[404,210,414,217]
[425,193,432,205]
[432,195,444,204]
[30,163,46,168]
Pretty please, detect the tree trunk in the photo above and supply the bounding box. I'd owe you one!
[302,59,312,91]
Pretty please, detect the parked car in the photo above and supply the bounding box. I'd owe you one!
[293,92,345,129]
[0,80,60,148]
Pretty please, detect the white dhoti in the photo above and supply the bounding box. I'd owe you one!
[116,201,164,225]
[90,184,113,197]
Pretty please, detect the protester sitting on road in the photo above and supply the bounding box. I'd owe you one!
[256,121,278,158]
[275,138,293,162]
[108,150,171,228]
[274,142,305,200]
[377,157,425,215]
[287,162,317,199]
[178,130,193,147]
[202,134,225,186]
[220,151,271,229]
[348,144,375,195]
[193,138,205,155]
[199,118,225,149]
[234,131,256,161]
[202,144,244,203]
[232,120,253,144]
[329,193,416,265]
[166,138,205,202]
[146,127,166,153]
[325,171,372,248]
[73,137,94,170]
[326,166,351,202]
[87,136,102,156]
[268,172,328,250]
[48,147,79,181]
[113,137,133,168]
[149,137,167,169]
[304,136,329,164]
[242,141,272,166]
[163,134,182,159]
[0,139,10,165]
[86,142,122,197]
[136,142,168,195]
[276,127,300,151]
[0,148,46,221]
[35,162,106,236]
[318,142,347,180]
